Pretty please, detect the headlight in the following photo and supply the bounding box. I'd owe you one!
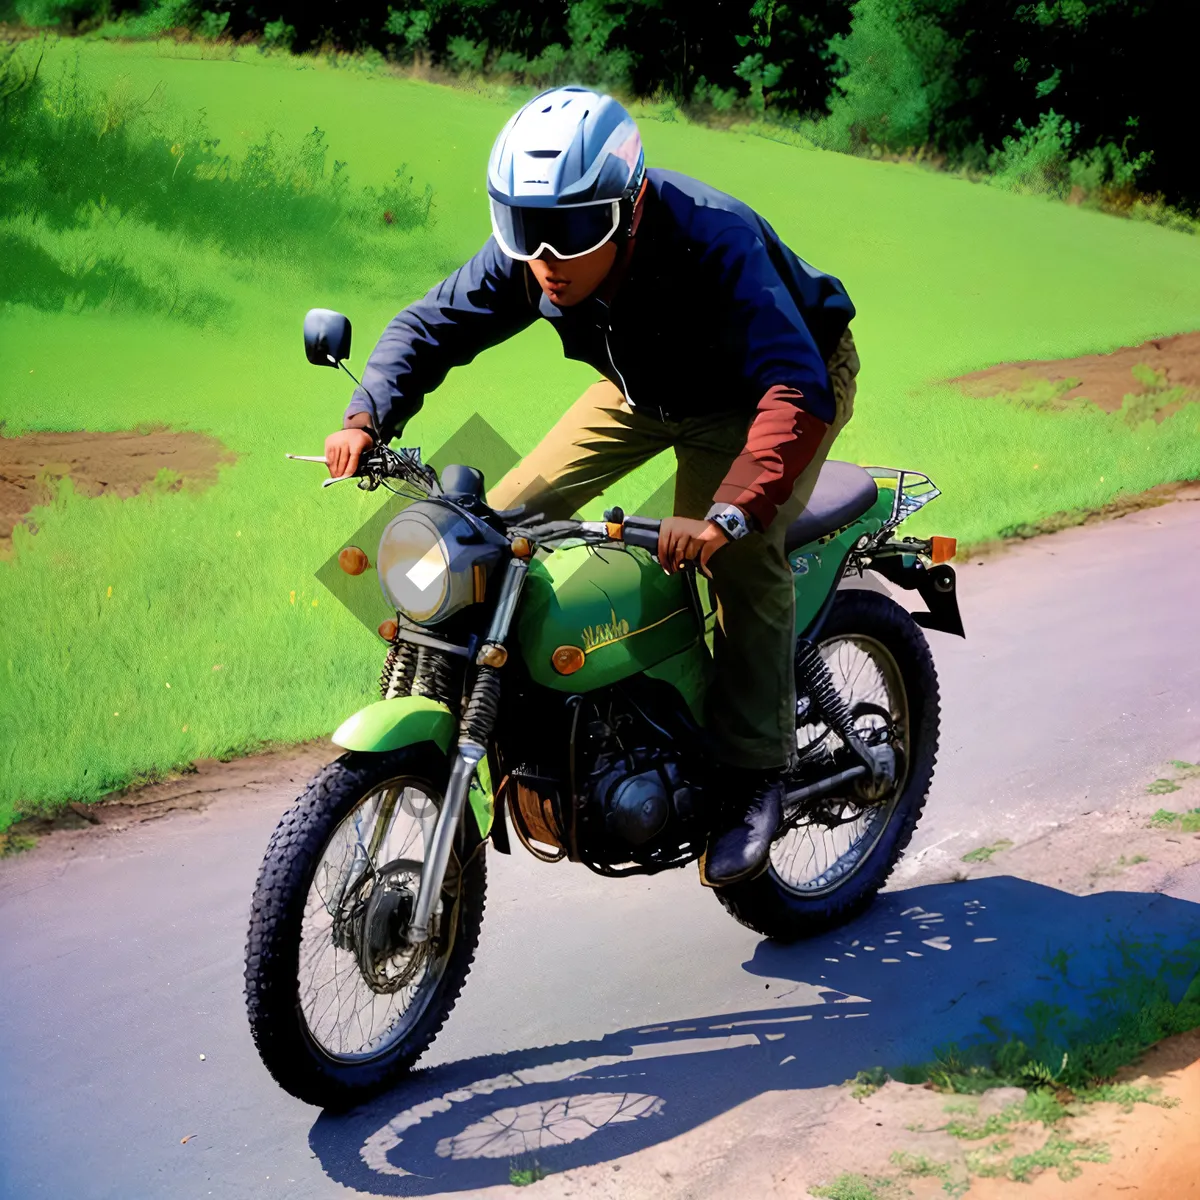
[377,500,505,626]
[377,508,452,624]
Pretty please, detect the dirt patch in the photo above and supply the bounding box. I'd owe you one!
[0,424,237,550]
[919,763,1200,898]
[964,1031,1200,1198]
[951,330,1200,418]
[0,738,338,856]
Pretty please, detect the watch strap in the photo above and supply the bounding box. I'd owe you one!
[705,503,753,541]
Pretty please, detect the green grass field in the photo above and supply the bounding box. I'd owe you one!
[2,36,1200,829]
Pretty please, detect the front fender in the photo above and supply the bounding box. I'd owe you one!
[331,696,495,838]
[332,695,455,754]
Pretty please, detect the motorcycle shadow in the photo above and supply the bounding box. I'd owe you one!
[311,875,1200,1196]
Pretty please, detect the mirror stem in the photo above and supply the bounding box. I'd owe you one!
[334,360,384,444]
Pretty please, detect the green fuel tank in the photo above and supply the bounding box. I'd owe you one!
[516,542,702,693]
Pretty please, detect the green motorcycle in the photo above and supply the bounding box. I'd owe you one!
[244,310,965,1108]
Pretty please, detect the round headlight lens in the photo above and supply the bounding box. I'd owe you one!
[377,509,451,624]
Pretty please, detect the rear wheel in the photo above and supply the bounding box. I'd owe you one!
[716,588,939,940]
[244,743,485,1108]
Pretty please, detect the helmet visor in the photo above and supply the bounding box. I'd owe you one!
[490,198,620,261]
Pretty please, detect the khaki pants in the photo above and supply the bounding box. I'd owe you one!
[489,328,860,770]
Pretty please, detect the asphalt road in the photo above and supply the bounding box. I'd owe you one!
[2,497,1198,1200]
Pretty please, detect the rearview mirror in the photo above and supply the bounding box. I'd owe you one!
[304,309,352,367]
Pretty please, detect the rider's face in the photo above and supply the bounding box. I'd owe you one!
[528,241,619,307]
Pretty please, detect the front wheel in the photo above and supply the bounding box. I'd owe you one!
[716,588,940,941]
[244,743,486,1108]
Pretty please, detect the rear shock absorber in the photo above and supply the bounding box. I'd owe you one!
[795,638,870,765]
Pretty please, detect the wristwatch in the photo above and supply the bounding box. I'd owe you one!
[705,503,755,541]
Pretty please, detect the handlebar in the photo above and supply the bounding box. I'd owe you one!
[620,523,661,552]
[288,448,685,561]
[602,506,661,552]
[285,444,439,495]
[511,509,704,571]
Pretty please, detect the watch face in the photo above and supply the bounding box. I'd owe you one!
[720,512,745,538]
[708,505,748,539]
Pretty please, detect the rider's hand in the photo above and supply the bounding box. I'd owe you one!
[658,517,729,575]
[324,428,374,479]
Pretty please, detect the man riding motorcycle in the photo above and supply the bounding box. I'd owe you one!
[324,86,859,889]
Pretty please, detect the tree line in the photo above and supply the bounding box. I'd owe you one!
[7,0,1194,215]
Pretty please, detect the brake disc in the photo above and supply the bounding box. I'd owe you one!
[352,860,429,995]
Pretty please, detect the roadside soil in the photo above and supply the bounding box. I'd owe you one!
[965,1030,1200,1199]
[0,737,337,858]
[950,329,1200,414]
[0,424,236,551]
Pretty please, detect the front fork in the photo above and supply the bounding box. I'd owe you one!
[405,557,528,945]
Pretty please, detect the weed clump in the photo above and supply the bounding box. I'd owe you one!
[811,1174,905,1200]
[961,839,1012,864]
[0,41,433,322]
[898,938,1200,1097]
[845,1065,890,1099]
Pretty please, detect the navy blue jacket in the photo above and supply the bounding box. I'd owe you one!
[349,168,854,435]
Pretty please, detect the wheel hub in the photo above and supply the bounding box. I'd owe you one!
[348,862,428,994]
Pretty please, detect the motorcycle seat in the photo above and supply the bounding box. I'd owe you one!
[784,461,880,552]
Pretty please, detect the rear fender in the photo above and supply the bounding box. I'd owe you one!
[869,552,965,638]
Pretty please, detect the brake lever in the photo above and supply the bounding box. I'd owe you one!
[288,452,356,486]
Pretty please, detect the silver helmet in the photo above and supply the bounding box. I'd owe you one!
[486,86,645,261]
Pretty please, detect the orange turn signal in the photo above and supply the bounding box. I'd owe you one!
[338,546,369,576]
[511,536,532,559]
[551,645,586,675]
[473,563,487,602]
[477,642,508,668]
[930,536,957,565]
[378,619,399,642]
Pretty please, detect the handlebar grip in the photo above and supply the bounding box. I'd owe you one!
[622,522,661,552]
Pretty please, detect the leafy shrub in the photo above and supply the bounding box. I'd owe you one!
[988,110,1076,196]
[92,0,196,38]
[811,0,948,153]
[525,43,568,86]
[446,36,486,74]
[261,17,295,50]
[197,8,228,39]
[692,74,740,114]
[384,5,431,57]
[4,0,1195,217]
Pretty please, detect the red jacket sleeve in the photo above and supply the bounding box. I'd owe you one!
[711,385,830,531]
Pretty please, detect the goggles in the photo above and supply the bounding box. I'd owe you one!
[490,197,621,261]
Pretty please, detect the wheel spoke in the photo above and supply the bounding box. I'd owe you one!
[295,776,454,1062]
[775,635,911,896]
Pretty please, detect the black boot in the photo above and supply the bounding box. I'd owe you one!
[700,768,784,888]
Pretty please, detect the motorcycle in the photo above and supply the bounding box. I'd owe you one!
[244,309,965,1108]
